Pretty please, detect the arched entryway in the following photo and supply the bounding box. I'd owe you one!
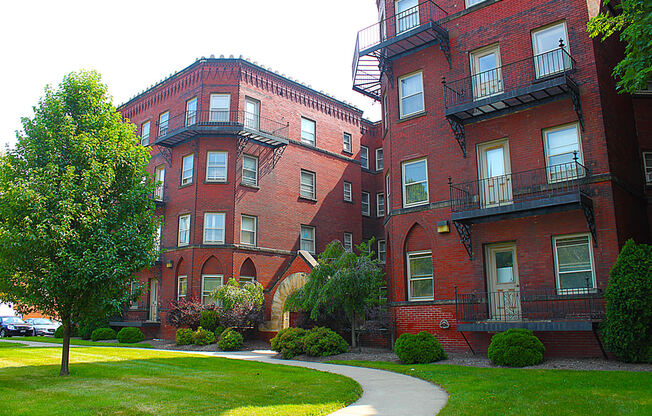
[260,272,307,331]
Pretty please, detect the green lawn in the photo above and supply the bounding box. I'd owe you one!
[0,345,361,416]
[10,336,153,348]
[330,360,652,416]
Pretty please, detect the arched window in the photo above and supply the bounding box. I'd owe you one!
[239,258,257,284]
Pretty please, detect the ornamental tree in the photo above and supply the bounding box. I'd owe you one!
[0,71,159,375]
[212,279,265,331]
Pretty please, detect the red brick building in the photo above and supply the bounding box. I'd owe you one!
[351,0,650,357]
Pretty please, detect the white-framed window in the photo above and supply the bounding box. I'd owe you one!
[181,154,194,186]
[378,240,386,263]
[399,72,424,118]
[186,97,198,126]
[344,232,353,252]
[204,213,225,244]
[376,148,383,171]
[177,276,187,299]
[377,192,385,217]
[402,158,429,207]
[543,123,583,182]
[141,121,151,146]
[242,154,258,186]
[395,0,419,33]
[300,225,315,253]
[343,132,352,153]
[206,151,227,182]
[130,281,140,309]
[361,191,370,216]
[178,214,190,247]
[532,21,570,78]
[643,152,652,184]
[202,275,223,305]
[407,251,434,301]
[301,117,316,146]
[470,44,503,99]
[240,275,255,284]
[361,146,369,169]
[210,93,230,122]
[154,165,165,201]
[300,169,316,199]
[344,181,352,202]
[159,111,169,137]
[244,97,260,130]
[240,215,257,246]
[553,234,596,293]
[465,0,489,7]
[386,172,391,213]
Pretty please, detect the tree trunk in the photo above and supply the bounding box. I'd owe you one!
[59,318,71,376]
[351,311,357,350]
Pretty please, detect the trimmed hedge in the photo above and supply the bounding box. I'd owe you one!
[192,327,216,346]
[53,325,78,339]
[90,327,117,342]
[176,328,194,346]
[271,327,308,359]
[199,310,220,333]
[79,317,109,340]
[304,327,348,357]
[116,327,145,344]
[488,329,545,367]
[218,328,243,351]
[394,331,447,364]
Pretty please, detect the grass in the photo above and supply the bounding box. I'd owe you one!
[0,345,361,416]
[329,360,652,415]
[10,336,153,348]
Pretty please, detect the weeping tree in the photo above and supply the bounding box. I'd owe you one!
[0,71,159,375]
[286,240,385,348]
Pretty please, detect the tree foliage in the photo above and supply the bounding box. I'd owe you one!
[587,0,652,93]
[212,279,265,332]
[0,71,158,375]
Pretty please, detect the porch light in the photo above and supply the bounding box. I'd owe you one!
[437,220,450,233]
[165,260,173,269]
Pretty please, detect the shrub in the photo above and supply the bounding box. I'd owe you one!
[192,327,216,346]
[116,327,145,344]
[214,280,265,334]
[176,328,194,346]
[199,310,221,332]
[304,327,349,357]
[166,297,204,330]
[271,327,308,359]
[90,327,117,342]
[213,325,226,338]
[218,328,243,351]
[488,329,545,367]
[78,316,109,340]
[54,325,78,339]
[394,331,447,364]
[602,239,652,363]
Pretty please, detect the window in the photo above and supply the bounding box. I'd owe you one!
[361,146,369,169]
[186,97,197,126]
[532,22,570,78]
[343,181,352,202]
[300,169,316,199]
[643,152,652,184]
[240,215,257,246]
[553,234,595,292]
[206,151,227,182]
[361,191,370,216]
[178,214,190,246]
[154,165,165,201]
[378,240,386,263]
[395,0,419,33]
[155,223,162,252]
[240,275,255,284]
[242,155,258,186]
[402,158,429,207]
[470,44,502,99]
[159,111,169,137]
[301,117,316,146]
[210,93,230,122]
[202,275,223,305]
[543,123,583,182]
[141,121,150,146]
[204,213,225,244]
[177,276,187,299]
[386,172,391,213]
[344,232,353,252]
[130,281,139,309]
[300,225,315,253]
[407,251,434,301]
[181,154,194,185]
[399,72,424,118]
[244,97,260,130]
[376,148,383,171]
[377,192,385,217]
[343,132,352,153]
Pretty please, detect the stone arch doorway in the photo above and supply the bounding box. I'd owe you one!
[261,272,307,332]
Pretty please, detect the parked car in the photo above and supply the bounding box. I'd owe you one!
[24,318,60,336]
[0,316,34,337]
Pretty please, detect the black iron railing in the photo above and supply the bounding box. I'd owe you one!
[449,159,588,213]
[443,45,575,108]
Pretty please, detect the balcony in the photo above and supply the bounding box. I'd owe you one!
[352,0,449,101]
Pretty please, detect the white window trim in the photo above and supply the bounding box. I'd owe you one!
[300,225,316,254]
[186,97,198,126]
[300,169,316,200]
[301,117,316,146]
[242,154,259,186]
[177,275,187,300]
[344,181,352,202]
[465,0,489,8]
[239,275,256,284]
[377,192,385,217]
[386,172,391,213]
[181,154,194,186]
[155,223,162,253]
[178,214,190,247]
[402,157,429,208]
[201,274,224,305]
[240,215,257,247]
[376,148,383,171]
[643,152,652,184]
[344,232,353,252]
[159,111,169,136]
[361,146,369,169]
[552,233,596,294]
[141,121,151,146]
[398,71,424,118]
[378,239,386,264]
[531,21,570,78]
[343,132,352,153]
[542,122,584,182]
[361,191,371,216]
[210,93,231,122]
[407,250,434,301]
[154,165,165,201]
[203,212,226,245]
[206,151,228,183]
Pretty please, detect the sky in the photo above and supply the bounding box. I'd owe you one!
[0,0,381,150]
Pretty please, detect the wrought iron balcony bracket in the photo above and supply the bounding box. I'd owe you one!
[453,220,472,259]
[581,196,597,246]
[154,145,172,166]
[446,116,467,157]
[568,80,585,131]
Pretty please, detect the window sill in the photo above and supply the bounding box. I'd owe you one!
[344,199,354,204]
[179,183,193,189]
[403,201,430,209]
[178,243,190,248]
[342,150,353,156]
[204,180,228,184]
[240,182,260,190]
[397,111,427,124]
[299,196,317,203]
[203,241,226,245]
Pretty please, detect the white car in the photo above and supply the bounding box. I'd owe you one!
[24,318,60,336]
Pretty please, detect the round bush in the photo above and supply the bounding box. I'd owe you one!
[116,327,145,344]
[304,327,349,357]
[394,331,447,364]
[218,328,243,351]
[199,310,221,332]
[176,328,194,346]
[270,327,308,359]
[488,329,545,367]
[53,325,78,339]
[79,317,109,340]
[213,325,226,338]
[91,327,117,342]
[192,327,216,346]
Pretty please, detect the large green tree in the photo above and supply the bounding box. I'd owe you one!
[587,0,652,93]
[0,71,158,375]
